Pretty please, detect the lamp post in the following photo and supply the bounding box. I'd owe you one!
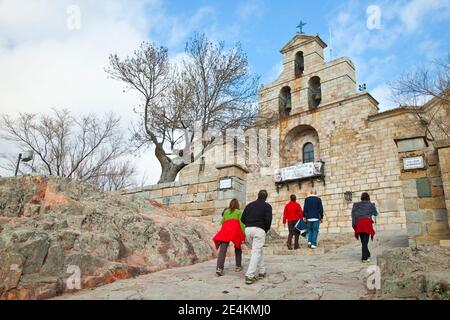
[14,150,34,177]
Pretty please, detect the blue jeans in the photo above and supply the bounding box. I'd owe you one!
[306,220,320,246]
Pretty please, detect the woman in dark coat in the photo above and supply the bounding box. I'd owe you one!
[351,192,378,263]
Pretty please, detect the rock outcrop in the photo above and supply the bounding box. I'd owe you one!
[377,246,450,300]
[0,176,216,300]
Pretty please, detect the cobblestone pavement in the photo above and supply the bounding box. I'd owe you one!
[57,231,408,300]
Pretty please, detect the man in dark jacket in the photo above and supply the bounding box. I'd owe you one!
[303,190,324,249]
[241,190,272,285]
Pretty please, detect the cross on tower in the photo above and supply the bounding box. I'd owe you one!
[297,20,307,34]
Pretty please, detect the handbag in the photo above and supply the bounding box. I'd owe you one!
[294,219,307,235]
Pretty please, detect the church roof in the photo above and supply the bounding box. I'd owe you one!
[368,105,422,121]
[280,34,327,54]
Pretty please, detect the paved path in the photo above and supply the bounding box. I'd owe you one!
[57,231,408,300]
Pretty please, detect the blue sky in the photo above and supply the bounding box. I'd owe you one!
[1,0,449,183]
[149,0,450,109]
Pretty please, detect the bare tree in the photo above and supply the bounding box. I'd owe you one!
[0,108,136,191]
[92,161,136,192]
[106,33,259,183]
[390,54,450,141]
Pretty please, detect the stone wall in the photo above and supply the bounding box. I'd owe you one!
[436,140,450,235]
[124,165,248,222]
[245,101,414,235]
[396,138,450,245]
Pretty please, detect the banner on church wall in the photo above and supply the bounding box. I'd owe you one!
[274,162,323,183]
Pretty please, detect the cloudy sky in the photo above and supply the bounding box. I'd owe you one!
[1,0,449,184]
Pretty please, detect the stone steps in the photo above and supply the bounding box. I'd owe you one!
[264,247,325,256]
[232,235,354,257]
[261,235,354,256]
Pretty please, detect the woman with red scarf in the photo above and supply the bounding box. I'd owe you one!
[213,199,246,276]
[351,192,377,263]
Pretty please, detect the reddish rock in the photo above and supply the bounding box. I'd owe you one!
[0,176,216,300]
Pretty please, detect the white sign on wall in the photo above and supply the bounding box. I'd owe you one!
[219,178,233,190]
[403,156,425,170]
[274,162,323,183]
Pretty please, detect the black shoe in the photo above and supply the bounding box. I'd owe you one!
[258,273,266,280]
[216,268,224,277]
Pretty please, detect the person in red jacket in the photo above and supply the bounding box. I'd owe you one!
[283,194,303,250]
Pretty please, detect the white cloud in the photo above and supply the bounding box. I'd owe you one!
[398,0,450,31]
[264,61,283,83]
[417,38,442,61]
[165,5,217,47]
[371,84,396,111]
[236,0,264,21]
[0,0,229,185]
[330,0,450,57]
[0,0,163,184]
[327,0,449,112]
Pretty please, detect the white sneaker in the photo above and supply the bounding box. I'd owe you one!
[308,242,312,245]
[311,245,317,249]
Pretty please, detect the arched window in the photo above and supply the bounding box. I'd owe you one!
[308,76,322,109]
[279,86,292,117]
[295,52,304,78]
[303,143,314,163]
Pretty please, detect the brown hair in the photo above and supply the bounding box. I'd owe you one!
[361,192,370,201]
[258,190,268,201]
[229,199,240,213]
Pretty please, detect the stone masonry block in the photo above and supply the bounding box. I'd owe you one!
[427,222,450,236]
[434,209,449,221]
[162,188,173,197]
[405,211,434,223]
[416,178,432,198]
[406,223,422,237]
[418,197,446,210]
[379,199,399,212]
[404,199,418,211]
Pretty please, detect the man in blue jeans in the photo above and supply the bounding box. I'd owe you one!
[303,190,324,249]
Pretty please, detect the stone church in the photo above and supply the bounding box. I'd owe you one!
[130,33,450,247]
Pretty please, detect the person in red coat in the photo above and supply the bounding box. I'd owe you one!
[283,194,303,250]
[351,192,377,263]
[213,199,246,276]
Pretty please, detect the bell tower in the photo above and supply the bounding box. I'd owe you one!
[258,33,357,117]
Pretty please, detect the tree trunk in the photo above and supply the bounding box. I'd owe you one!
[154,143,186,183]
[158,162,185,183]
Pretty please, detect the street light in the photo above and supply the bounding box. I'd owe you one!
[14,150,34,177]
